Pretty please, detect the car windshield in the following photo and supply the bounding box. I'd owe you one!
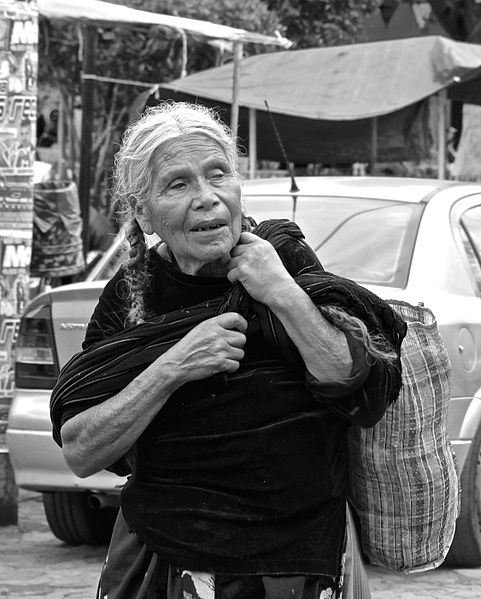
[243,194,424,288]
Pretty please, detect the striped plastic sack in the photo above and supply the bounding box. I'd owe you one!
[347,300,460,573]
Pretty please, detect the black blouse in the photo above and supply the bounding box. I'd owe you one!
[78,248,375,577]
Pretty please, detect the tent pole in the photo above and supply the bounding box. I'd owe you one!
[371,117,378,175]
[230,41,242,137]
[57,93,65,180]
[78,24,97,258]
[438,89,447,180]
[249,108,257,179]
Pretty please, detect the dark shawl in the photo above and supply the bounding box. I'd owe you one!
[50,219,407,575]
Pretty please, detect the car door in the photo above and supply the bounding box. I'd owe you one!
[446,197,481,455]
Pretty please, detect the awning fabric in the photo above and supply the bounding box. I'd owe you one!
[37,0,289,46]
[159,35,481,121]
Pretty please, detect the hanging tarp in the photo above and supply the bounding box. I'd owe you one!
[30,181,85,278]
[159,35,481,120]
[37,0,290,47]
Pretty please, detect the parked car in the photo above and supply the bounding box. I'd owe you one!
[7,176,481,566]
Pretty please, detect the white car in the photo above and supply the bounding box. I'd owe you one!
[8,176,481,566]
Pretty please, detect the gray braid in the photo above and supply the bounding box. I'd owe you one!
[123,218,151,326]
[319,305,397,363]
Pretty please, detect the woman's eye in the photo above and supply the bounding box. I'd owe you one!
[169,180,185,190]
[210,169,226,181]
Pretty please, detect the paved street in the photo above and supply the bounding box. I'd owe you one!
[0,490,104,598]
[1,490,481,598]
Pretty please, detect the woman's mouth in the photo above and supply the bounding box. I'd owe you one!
[191,222,226,232]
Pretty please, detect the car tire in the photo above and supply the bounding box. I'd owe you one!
[42,491,118,545]
[445,424,481,567]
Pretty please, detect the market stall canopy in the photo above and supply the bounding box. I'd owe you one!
[154,35,481,165]
[37,0,290,46]
[159,35,481,120]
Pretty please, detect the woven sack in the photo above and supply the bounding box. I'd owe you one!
[347,300,460,573]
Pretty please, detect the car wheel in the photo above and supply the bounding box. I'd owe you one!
[445,424,481,567]
[42,491,118,545]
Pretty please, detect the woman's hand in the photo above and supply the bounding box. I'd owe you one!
[165,312,248,383]
[227,232,353,383]
[226,232,296,307]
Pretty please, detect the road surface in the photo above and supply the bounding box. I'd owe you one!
[1,490,481,598]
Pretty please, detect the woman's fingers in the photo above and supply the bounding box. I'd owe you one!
[224,346,245,361]
[223,358,242,373]
[165,313,249,382]
[215,311,248,333]
[227,235,293,304]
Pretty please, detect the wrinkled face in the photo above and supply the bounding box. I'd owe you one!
[137,133,242,276]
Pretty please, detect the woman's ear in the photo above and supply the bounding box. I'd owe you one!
[135,205,155,235]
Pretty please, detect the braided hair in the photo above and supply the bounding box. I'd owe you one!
[111,101,241,325]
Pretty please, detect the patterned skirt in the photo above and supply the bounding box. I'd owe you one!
[96,511,341,599]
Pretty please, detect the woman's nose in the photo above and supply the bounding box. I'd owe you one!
[191,178,219,209]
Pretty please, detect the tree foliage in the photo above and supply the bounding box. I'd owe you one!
[428,0,481,41]
[266,0,380,48]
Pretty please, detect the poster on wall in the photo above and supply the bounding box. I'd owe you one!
[0,0,37,401]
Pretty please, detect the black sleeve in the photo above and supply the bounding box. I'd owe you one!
[274,227,397,428]
[60,267,135,476]
[306,343,398,428]
[82,266,129,350]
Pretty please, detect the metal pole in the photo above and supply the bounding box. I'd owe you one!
[438,89,447,180]
[371,117,378,175]
[249,108,257,179]
[78,24,97,258]
[230,42,243,138]
[57,94,65,180]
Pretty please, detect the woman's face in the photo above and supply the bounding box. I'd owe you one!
[138,133,242,276]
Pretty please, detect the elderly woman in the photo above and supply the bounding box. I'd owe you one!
[50,102,406,599]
